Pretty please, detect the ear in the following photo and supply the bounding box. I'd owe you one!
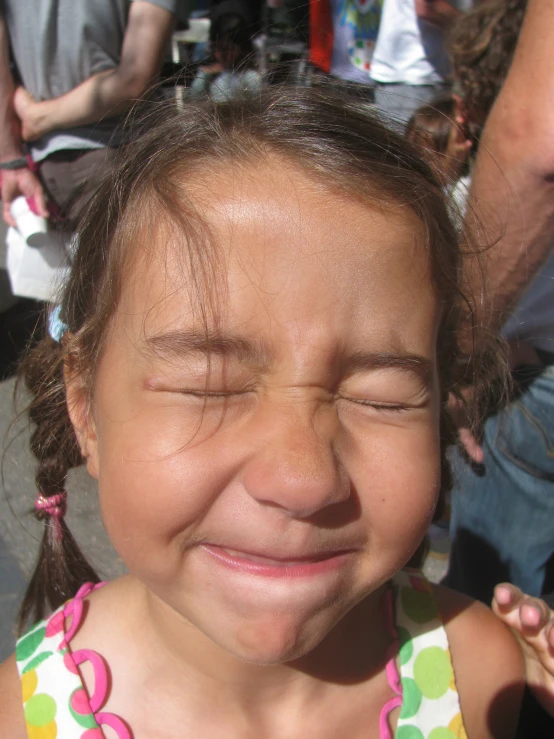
[64,355,100,480]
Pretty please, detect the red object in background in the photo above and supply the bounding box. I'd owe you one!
[309,0,333,73]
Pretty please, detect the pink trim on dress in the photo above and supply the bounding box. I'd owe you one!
[379,586,403,739]
[62,582,132,739]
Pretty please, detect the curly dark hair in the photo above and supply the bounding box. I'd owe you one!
[448,0,527,124]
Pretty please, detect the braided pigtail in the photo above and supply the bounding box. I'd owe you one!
[17,332,99,634]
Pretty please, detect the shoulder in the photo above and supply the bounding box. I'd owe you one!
[0,654,27,738]
[433,583,525,739]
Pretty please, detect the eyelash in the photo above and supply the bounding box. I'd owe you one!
[343,398,411,412]
[181,390,412,413]
[181,390,251,398]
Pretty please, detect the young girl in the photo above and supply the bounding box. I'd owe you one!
[405,96,472,215]
[0,88,524,738]
[188,10,261,101]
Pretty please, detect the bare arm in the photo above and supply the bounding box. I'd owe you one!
[0,13,21,162]
[435,585,525,738]
[0,655,27,738]
[414,0,461,28]
[465,0,554,332]
[0,13,46,225]
[16,1,176,142]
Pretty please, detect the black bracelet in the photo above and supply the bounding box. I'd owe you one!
[0,157,29,170]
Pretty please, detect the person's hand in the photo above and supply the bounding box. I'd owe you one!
[13,86,42,141]
[1,167,48,227]
[448,390,485,464]
[492,583,554,717]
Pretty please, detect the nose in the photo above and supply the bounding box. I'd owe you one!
[241,400,351,518]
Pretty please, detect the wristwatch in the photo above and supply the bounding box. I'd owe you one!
[0,157,29,170]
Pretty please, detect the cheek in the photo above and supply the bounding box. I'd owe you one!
[352,421,440,541]
[95,421,217,563]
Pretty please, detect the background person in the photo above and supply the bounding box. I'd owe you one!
[441,1,554,731]
[442,0,554,605]
[370,0,474,128]
[189,7,262,100]
[0,0,180,227]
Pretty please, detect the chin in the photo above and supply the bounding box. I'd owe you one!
[211,608,339,665]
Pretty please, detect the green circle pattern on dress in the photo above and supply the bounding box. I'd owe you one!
[24,693,56,727]
[22,650,54,674]
[399,677,423,719]
[16,626,46,661]
[428,728,457,739]
[398,625,413,665]
[400,587,437,625]
[413,646,452,699]
[396,725,425,739]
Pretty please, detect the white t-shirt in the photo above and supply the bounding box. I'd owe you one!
[370,0,472,86]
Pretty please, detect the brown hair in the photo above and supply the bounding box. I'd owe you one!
[16,87,503,631]
[406,95,470,186]
[407,96,456,158]
[449,0,527,124]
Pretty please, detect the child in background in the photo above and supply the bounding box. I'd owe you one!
[406,95,472,213]
[0,89,523,737]
[189,9,261,101]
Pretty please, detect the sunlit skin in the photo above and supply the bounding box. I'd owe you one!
[67,157,443,734]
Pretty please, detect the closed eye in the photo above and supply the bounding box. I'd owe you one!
[347,400,410,412]
[338,395,426,412]
[179,390,250,397]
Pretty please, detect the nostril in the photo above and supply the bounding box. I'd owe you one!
[241,440,350,517]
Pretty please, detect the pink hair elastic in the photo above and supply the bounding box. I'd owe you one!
[35,490,67,541]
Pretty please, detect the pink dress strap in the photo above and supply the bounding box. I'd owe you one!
[62,582,132,739]
[379,586,402,739]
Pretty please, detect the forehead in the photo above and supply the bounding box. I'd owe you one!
[119,158,437,343]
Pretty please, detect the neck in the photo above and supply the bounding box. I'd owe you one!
[133,579,392,714]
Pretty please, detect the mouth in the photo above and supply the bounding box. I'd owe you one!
[201,544,355,578]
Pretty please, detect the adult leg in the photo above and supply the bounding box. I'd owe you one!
[444,364,554,604]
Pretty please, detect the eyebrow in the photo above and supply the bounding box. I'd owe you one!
[145,330,433,384]
[344,351,434,386]
[144,329,273,367]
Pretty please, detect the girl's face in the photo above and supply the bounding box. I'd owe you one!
[76,159,442,665]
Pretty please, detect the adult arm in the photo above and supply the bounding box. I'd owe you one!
[414,0,462,28]
[14,1,176,142]
[0,13,46,225]
[464,0,554,332]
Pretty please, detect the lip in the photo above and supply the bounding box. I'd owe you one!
[201,544,355,578]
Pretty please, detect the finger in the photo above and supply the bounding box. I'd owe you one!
[520,598,551,633]
[458,427,485,464]
[545,620,554,651]
[493,583,524,611]
[2,200,16,228]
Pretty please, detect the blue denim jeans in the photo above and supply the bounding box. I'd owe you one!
[444,362,554,603]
